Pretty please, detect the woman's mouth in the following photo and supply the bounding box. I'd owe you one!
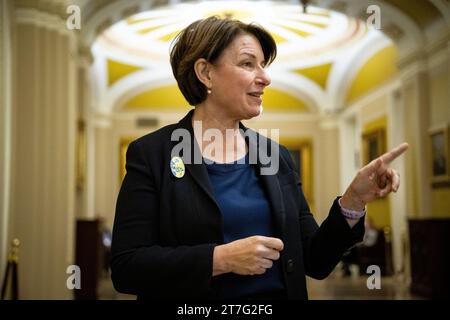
[248,92,263,104]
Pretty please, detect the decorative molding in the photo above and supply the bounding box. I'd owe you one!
[120,4,140,21]
[341,77,401,119]
[383,23,405,42]
[14,0,66,14]
[429,0,450,28]
[77,45,94,67]
[329,1,347,13]
[15,8,69,34]
[426,32,450,57]
[397,51,428,78]
[398,34,450,79]
[93,117,112,128]
[82,0,154,48]
[319,116,339,129]
[332,31,392,110]
[15,7,80,85]
[428,45,449,76]
[372,0,425,48]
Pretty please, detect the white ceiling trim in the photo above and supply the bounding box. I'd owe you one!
[330,31,393,110]
[82,0,156,48]
[429,0,450,28]
[87,0,420,116]
[108,70,175,112]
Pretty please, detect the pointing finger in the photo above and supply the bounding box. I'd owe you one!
[380,142,409,165]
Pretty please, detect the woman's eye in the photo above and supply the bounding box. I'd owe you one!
[242,62,253,67]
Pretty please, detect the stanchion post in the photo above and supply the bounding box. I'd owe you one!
[0,239,20,300]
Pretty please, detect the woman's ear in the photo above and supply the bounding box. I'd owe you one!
[194,58,212,89]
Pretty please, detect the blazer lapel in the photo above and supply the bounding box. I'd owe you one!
[173,110,219,208]
[259,172,286,237]
[240,123,287,237]
[172,110,286,237]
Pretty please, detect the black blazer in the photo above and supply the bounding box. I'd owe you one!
[111,110,365,299]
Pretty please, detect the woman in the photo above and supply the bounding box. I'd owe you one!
[110,16,408,300]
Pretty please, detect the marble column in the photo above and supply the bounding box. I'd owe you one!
[75,48,95,220]
[399,60,432,218]
[11,7,77,299]
[387,88,410,283]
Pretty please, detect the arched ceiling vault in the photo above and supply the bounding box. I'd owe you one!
[66,0,447,115]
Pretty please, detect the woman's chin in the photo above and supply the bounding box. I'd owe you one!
[244,105,262,119]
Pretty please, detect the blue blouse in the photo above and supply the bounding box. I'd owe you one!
[205,153,285,299]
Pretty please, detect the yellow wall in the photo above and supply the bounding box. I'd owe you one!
[431,189,450,218]
[279,137,314,212]
[429,68,450,217]
[429,70,450,125]
[346,46,397,104]
[294,63,332,90]
[244,118,336,222]
[122,85,309,112]
[107,59,142,86]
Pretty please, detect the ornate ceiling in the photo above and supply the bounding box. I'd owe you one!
[83,0,446,114]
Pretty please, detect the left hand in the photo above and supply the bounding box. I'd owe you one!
[341,142,409,211]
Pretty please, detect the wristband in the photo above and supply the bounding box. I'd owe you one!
[338,198,366,220]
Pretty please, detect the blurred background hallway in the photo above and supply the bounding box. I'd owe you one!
[0,0,449,300]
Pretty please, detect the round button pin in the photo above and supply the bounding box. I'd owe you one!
[170,156,185,178]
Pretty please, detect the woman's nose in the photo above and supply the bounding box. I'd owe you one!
[256,69,271,87]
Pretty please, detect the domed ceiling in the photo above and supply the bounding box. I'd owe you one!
[91,0,397,114]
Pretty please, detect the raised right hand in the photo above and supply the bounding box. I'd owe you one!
[213,235,284,276]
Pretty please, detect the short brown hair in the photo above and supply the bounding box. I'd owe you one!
[170,16,277,106]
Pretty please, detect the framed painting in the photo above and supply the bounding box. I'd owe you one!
[362,128,386,166]
[76,119,86,191]
[280,138,313,206]
[429,124,450,186]
[119,137,137,183]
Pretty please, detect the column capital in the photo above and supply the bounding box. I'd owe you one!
[77,45,94,68]
[319,116,339,130]
[398,51,428,82]
[15,7,68,34]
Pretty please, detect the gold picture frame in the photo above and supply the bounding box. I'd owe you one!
[119,137,136,183]
[362,128,386,166]
[76,119,86,191]
[429,123,450,186]
[279,138,314,207]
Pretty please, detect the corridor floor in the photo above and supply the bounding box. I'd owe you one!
[99,268,424,300]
